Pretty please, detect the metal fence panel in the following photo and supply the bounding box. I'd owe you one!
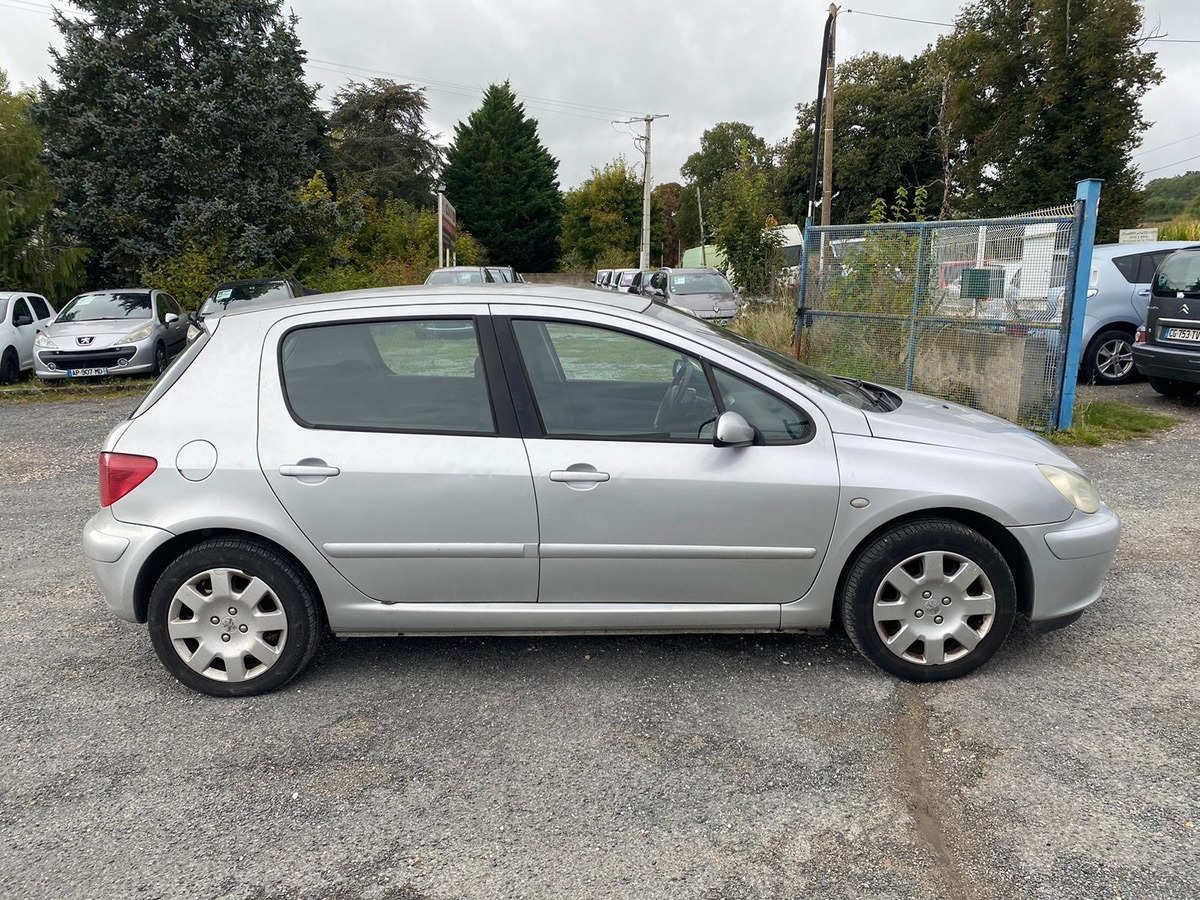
[796,202,1088,431]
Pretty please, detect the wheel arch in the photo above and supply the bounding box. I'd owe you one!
[133,527,328,627]
[834,507,1034,620]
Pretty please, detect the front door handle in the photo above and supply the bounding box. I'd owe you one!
[550,470,610,483]
[279,463,341,478]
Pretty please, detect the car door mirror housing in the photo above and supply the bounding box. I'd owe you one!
[714,411,756,447]
[165,313,179,324]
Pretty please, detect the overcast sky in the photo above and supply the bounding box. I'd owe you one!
[1,0,1197,194]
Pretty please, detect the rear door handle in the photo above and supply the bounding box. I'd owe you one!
[549,470,610,483]
[279,463,341,478]
[1137,289,1150,297]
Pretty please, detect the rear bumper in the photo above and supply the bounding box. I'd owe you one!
[1132,344,1200,383]
[83,507,174,623]
[1007,505,1121,624]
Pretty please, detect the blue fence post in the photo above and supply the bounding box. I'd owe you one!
[903,221,929,390]
[1055,179,1102,430]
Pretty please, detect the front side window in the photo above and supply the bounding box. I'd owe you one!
[28,296,50,320]
[56,292,152,323]
[711,368,812,443]
[281,319,494,434]
[513,320,717,441]
[12,297,31,325]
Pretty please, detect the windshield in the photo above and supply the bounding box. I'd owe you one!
[1153,251,1200,296]
[648,304,878,409]
[670,272,733,296]
[426,269,484,285]
[56,292,152,323]
[201,281,291,315]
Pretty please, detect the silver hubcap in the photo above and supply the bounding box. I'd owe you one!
[1097,339,1133,379]
[166,568,288,682]
[873,550,996,666]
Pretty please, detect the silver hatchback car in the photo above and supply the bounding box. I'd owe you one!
[35,288,187,379]
[84,286,1120,696]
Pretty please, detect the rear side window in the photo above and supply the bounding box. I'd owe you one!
[1111,254,1140,283]
[1153,252,1200,297]
[280,319,495,435]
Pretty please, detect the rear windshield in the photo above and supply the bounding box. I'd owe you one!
[426,270,484,285]
[201,281,291,315]
[670,272,733,295]
[56,292,152,323]
[1153,252,1200,297]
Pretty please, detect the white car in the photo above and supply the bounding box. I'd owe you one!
[0,292,57,384]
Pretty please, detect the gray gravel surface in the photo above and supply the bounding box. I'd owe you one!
[1,385,1197,900]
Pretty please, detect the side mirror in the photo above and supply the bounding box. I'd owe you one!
[714,411,756,447]
[165,312,180,324]
[651,286,666,299]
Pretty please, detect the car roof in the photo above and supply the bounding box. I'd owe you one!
[434,266,488,272]
[1092,241,1200,257]
[218,284,653,319]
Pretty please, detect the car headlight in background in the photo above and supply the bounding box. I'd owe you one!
[117,323,155,344]
[1038,464,1102,514]
[33,331,59,349]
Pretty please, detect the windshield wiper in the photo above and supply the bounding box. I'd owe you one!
[838,377,896,412]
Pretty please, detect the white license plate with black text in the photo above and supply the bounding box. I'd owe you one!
[67,367,109,377]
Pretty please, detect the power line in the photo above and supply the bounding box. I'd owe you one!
[1142,152,1200,175]
[1133,131,1200,158]
[843,9,952,28]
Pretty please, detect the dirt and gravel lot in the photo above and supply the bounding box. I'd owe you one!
[0,383,1197,900]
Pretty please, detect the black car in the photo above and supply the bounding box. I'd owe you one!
[199,278,317,319]
[1133,248,1200,398]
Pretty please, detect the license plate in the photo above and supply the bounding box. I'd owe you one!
[67,367,108,377]
[1165,327,1200,342]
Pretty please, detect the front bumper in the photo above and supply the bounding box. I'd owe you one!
[1007,504,1122,624]
[1132,343,1200,384]
[35,340,157,379]
[83,507,174,623]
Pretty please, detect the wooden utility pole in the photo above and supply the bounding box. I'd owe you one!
[821,4,837,226]
[697,186,707,266]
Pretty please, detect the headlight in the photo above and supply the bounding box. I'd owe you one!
[1038,464,1102,514]
[117,323,155,344]
[186,324,201,342]
[34,331,59,349]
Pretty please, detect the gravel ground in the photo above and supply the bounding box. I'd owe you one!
[0,383,1197,900]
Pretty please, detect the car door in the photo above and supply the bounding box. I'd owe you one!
[10,297,37,370]
[494,305,840,605]
[156,292,187,352]
[257,304,539,604]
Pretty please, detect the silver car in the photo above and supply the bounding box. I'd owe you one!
[645,268,739,323]
[83,285,1120,696]
[35,288,187,380]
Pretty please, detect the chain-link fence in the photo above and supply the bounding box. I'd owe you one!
[796,202,1091,430]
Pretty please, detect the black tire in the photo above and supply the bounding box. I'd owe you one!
[1085,329,1137,385]
[0,348,18,385]
[840,518,1017,682]
[151,341,167,377]
[147,538,321,697]
[1148,376,1200,399]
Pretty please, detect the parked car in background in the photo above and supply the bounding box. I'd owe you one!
[592,269,612,290]
[199,278,315,320]
[424,267,497,286]
[486,267,513,284]
[35,289,186,380]
[629,270,656,295]
[611,268,640,293]
[83,284,1119,696]
[0,292,56,384]
[1073,241,1200,385]
[1132,246,1200,397]
[646,268,738,323]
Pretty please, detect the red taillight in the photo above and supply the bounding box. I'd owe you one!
[99,452,157,507]
[1135,326,1147,344]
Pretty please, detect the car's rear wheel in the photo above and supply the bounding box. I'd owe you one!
[840,519,1016,681]
[1086,329,1137,385]
[1148,376,1200,398]
[147,538,321,696]
[0,347,18,385]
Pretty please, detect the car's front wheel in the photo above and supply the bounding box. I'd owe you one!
[1148,377,1200,399]
[1086,329,1137,385]
[840,519,1016,681]
[147,538,321,696]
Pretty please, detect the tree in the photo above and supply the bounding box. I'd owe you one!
[36,0,326,284]
[681,122,772,192]
[935,0,1162,238]
[0,70,86,298]
[560,158,642,270]
[652,182,683,266]
[712,163,784,297]
[328,80,441,208]
[442,82,564,272]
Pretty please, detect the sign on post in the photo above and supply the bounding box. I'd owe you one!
[1118,228,1159,244]
[438,193,457,267]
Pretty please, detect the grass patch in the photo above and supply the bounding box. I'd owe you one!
[0,378,149,405]
[1048,399,1178,446]
[729,303,796,355]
